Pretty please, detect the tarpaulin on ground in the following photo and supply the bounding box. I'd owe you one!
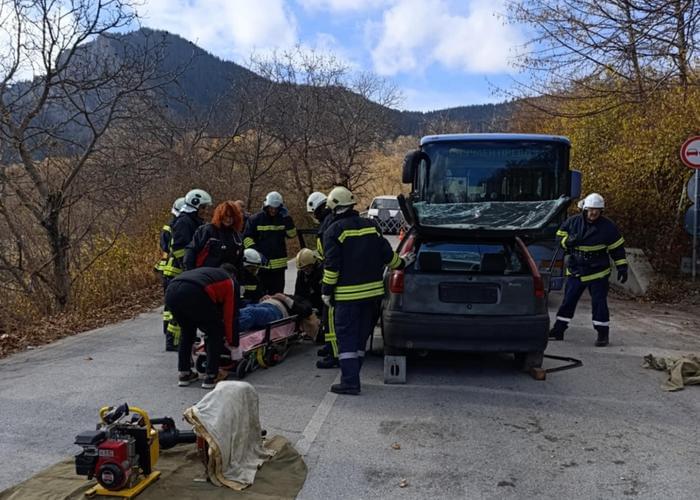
[643,353,700,391]
[0,435,306,500]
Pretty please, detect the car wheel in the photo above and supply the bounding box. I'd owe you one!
[514,351,544,372]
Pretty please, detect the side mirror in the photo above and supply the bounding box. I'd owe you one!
[570,170,582,199]
[402,151,417,184]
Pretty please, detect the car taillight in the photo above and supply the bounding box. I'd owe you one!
[399,233,415,256]
[389,270,404,294]
[533,274,545,298]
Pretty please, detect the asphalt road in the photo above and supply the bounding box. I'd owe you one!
[1,245,700,498]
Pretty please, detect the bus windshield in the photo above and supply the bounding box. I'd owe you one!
[412,140,570,230]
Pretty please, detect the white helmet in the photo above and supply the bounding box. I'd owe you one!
[183,189,213,213]
[171,197,186,216]
[243,248,263,267]
[263,191,283,208]
[306,191,327,213]
[327,186,355,210]
[579,193,605,210]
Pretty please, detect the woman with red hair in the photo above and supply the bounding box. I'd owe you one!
[184,201,244,270]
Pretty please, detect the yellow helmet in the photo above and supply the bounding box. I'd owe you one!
[326,186,355,210]
[295,248,318,269]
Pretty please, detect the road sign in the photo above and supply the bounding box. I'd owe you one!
[685,205,700,235]
[680,136,700,169]
[689,171,700,201]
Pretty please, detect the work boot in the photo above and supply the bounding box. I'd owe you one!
[202,370,228,389]
[317,345,331,357]
[330,383,360,395]
[548,319,567,341]
[595,331,609,347]
[165,333,177,352]
[177,371,199,387]
[316,356,339,369]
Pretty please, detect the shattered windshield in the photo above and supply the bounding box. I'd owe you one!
[413,140,570,230]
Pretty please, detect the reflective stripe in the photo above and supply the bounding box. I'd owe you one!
[316,238,324,259]
[268,257,288,269]
[243,237,255,248]
[338,227,379,243]
[580,267,611,282]
[556,230,568,237]
[163,311,173,321]
[286,228,297,238]
[323,269,339,285]
[614,259,628,266]
[161,258,182,277]
[258,225,286,231]
[575,244,607,252]
[162,224,171,233]
[172,248,185,258]
[389,252,402,269]
[556,316,572,323]
[326,305,338,357]
[244,285,258,291]
[335,280,384,293]
[593,320,610,326]
[560,235,568,249]
[608,237,625,250]
[334,288,385,301]
[357,350,365,357]
[339,352,359,360]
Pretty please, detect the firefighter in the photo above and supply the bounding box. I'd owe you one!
[549,193,628,347]
[307,191,340,367]
[321,187,411,395]
[294,248,323,311]
[165,265,240,389]
[240,248,265,303]
[243,191,296,295]
[162,189,213,350]
[184,201,244,270]
[156,196,185,349]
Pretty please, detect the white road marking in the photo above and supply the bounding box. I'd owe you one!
[295,373,340,456]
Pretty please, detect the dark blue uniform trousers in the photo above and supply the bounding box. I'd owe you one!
[334,299,380,388]
[552,276,610,336]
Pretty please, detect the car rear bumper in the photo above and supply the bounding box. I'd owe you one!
[382,309,549,353]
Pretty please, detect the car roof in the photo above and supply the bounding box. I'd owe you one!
[419,133,571,146]
[372,195,398,200]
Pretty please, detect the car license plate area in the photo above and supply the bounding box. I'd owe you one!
[438,283,499,304]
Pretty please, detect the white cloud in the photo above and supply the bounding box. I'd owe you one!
[370,0,522,76]
[298,0,390,12]
[140,0,298,60]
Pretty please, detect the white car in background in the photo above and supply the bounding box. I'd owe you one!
[367,195,402,233]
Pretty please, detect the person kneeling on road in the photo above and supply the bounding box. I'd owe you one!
[165,264,240,389]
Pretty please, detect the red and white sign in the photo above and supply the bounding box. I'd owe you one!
[681,136,700,169]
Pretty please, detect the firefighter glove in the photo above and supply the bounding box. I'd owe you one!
[322,294,332,307]
[617,269,628,284]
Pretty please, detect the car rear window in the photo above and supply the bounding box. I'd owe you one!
[371,198,399,209]
[416,241,526,274]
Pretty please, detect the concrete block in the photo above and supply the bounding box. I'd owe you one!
[384,355,406,384]
[611,247,654,297]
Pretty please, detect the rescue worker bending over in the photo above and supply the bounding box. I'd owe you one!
[549,193,628,347]
[155,196,185,348]
[294,248,323,341]
[163,189,213,350]
[243,191,296,295]
[307,191,339,367]
[165,265,240,390]
[321,187,410,395]
[185,200,244,270]
[240,248,265,303]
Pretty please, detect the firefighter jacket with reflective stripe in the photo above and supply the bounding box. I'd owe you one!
[316,210,334,260]
[163,212,204,277]
[171,267,241,346]
[556,214,627,282]
[243,208,296,270]
[155,215,178,272]
[239,267,263,303]
[321,210,404,302]
[184,223,243,270]
[294,261,324,311]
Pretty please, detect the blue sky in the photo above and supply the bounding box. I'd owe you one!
[138,0,526,112]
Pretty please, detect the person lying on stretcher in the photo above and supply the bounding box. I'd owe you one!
[238,293,320,338]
